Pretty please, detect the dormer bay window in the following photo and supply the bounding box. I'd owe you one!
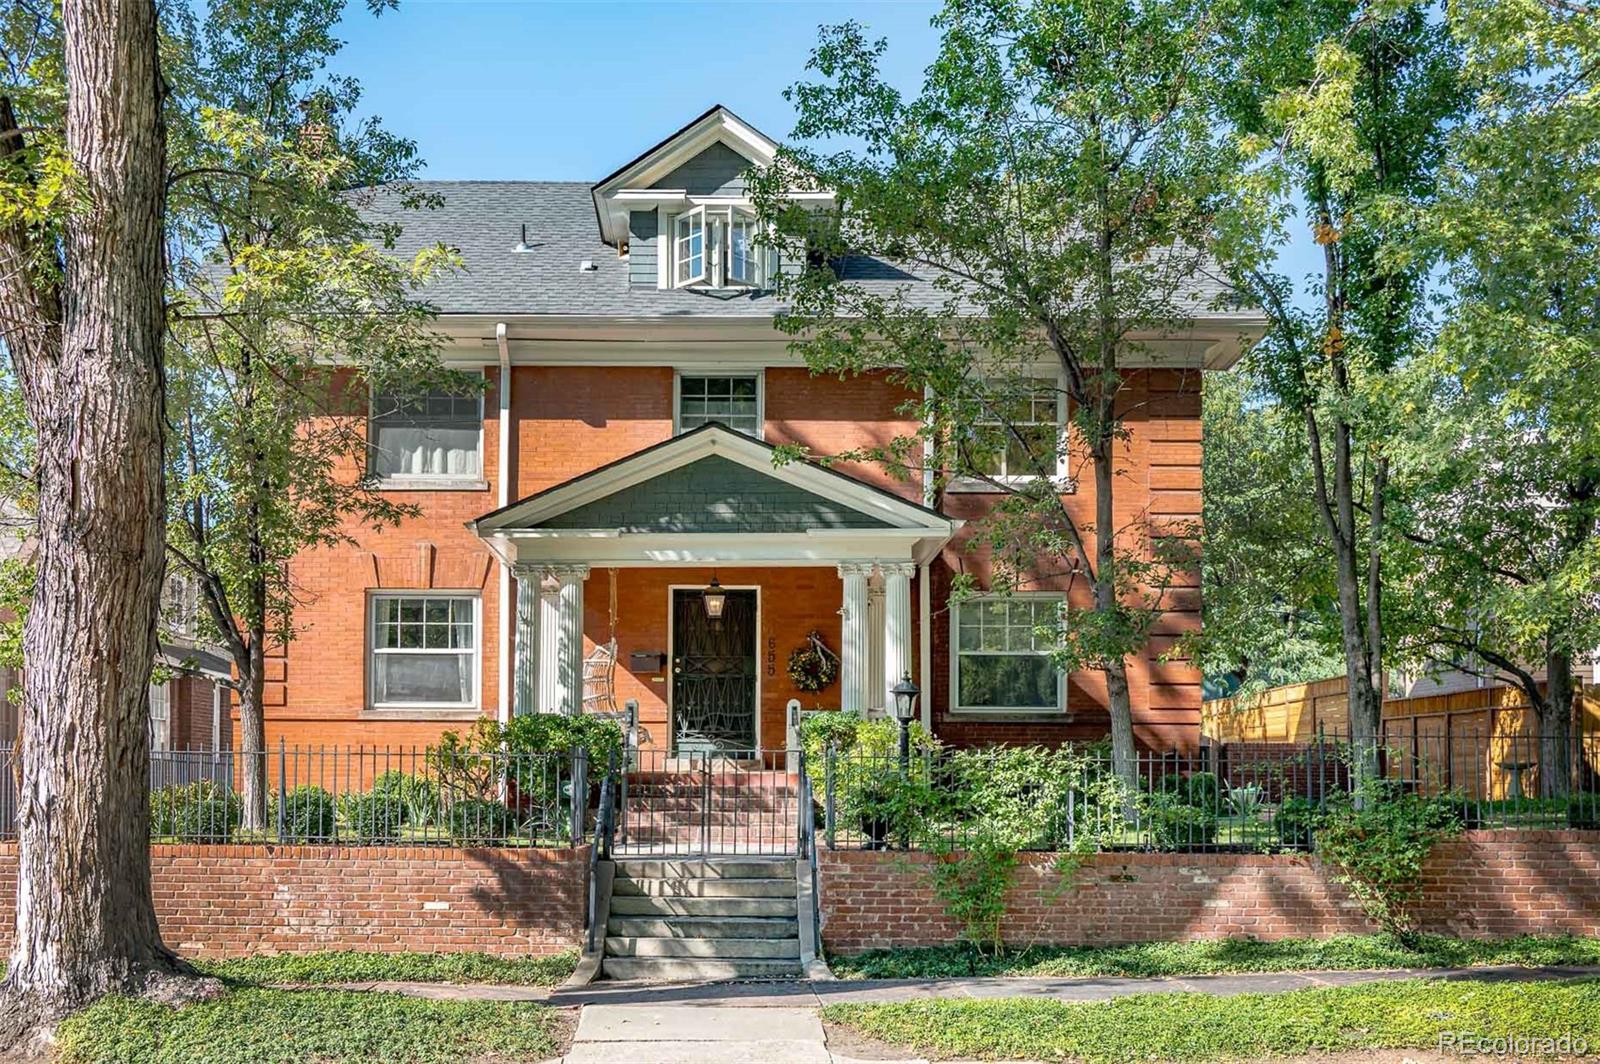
[674,205,763,288]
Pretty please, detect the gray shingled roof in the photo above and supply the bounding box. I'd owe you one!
[356,180,1233,319]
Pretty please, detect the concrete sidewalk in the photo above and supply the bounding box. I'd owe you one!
[307,962,1600,1008]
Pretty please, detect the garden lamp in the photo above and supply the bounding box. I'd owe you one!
[891,673,920,766]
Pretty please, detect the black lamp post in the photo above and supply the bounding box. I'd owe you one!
[890,673,920,769]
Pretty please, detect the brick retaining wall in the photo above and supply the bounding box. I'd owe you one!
[0,844,588,958]
[818,830,1600,952]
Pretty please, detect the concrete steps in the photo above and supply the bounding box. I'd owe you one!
[601,857,802,982]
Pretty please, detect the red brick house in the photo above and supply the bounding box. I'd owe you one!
[262,106,1261,757]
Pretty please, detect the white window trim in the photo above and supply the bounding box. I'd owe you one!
[366,591,483,711]
[673,369,765,440]
[949,591,1068,715]
[369,377,488,490]
[947,370,1073,493]
[664,202,771,291]
[149,680,172,751]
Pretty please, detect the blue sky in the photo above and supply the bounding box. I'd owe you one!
[337,1,945,181]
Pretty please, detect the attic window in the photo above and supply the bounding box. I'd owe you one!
[673,206,764,288]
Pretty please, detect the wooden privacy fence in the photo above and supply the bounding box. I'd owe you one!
[1202,677,1600,800]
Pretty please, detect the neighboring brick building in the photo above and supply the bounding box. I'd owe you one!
[265,105,1261,756]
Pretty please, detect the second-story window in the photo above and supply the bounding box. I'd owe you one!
[673,206,764,289]
[370,384,482,482]
[678,374,761,436]
[967,376,1066,483]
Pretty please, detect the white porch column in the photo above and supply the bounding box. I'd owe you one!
[512,565,539,716]
[881,562,915,712]
[536,564,589,713]
[838,563,873,713]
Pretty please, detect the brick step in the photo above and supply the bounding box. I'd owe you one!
[606,915,799,939]
[604,936,800,960]
[613,876,794,899]
[601,956,802,982]
[608,894,798,918]
[612,859,793,879]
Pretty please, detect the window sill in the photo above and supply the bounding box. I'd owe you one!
[375,476,489,493]
[946,477,1076,494]
[360,707,485,722]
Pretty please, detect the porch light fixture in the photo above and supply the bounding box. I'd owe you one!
[702,574,727,620]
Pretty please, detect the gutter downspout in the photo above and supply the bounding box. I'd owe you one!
[496,322,513,722]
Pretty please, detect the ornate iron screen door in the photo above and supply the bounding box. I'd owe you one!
[671,589,758,754]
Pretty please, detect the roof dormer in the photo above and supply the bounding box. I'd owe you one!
[592,105,831,291]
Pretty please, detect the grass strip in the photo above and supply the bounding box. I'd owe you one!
[193,949,577,987]
[55,987,563,1064]
[828,933,1600,980]
[822,977,1600,1062]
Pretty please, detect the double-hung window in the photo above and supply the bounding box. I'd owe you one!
[677,374,761,436]
[952,595,1065,712]
[369,594,480,708]
[149,680,171,751]
[673,205,765,288]
[370,383,483,482]
[967,376,1066,483]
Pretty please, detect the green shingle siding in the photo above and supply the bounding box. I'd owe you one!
[627,211,658,288]
[649,143,751,196]
[537,455,892,533]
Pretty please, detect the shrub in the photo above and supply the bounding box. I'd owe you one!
[1568,793,1600,830]
[1145,792,1219,850]
[1226,782,1265,820]
[152,781,241,840]
[370,771,439,827]
[1152,772,1186,797]
[338,791,404,844]
[447,798,516,845]
[1314,780,1463,942]
[273,785,337,842]
[1185,772,1221,811]
[1274,796,1318,847]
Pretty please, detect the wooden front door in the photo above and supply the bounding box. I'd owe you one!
[671,588,758,754]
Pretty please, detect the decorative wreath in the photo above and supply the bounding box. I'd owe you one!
[788,631,839,692]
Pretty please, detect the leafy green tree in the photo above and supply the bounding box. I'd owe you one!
[1383,0,1600,795]
[755,0,1240,787]
[163,0,457,830]
[1215,0,1468,771]
[1193,365,1343,694]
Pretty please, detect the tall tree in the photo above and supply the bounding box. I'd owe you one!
[0,0,200,1040]
[756,0,1236,785]
[1216,1,1467,767]
[1383,0,1600,794]
[163,0,455,831]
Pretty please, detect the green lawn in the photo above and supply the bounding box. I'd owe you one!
[822,977,1600,1062]
[54,987,565,1064]
[193,949,578,987]
[828,933,1600,980]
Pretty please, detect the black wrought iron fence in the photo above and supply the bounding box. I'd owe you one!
[816,730,1600,854]
[0,743,593,848]
[613,747,802,856]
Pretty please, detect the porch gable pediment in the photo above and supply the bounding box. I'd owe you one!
[469,424,953,539]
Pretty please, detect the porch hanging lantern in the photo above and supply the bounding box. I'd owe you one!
[702,574,727,620]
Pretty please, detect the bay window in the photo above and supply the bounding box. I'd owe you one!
[952,595,1065,712]
[369,594,480,708]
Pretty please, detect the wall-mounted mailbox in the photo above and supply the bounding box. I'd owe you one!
[629,651,667,673]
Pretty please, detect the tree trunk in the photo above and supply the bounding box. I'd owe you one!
[1540,647,1575,800]
[0,0,209,1042]
[1091,389,1138,793]
[236,635,269,832]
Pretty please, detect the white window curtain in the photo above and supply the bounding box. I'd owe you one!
[371,387,482,479]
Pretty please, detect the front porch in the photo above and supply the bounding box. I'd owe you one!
[469,424,958,755]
